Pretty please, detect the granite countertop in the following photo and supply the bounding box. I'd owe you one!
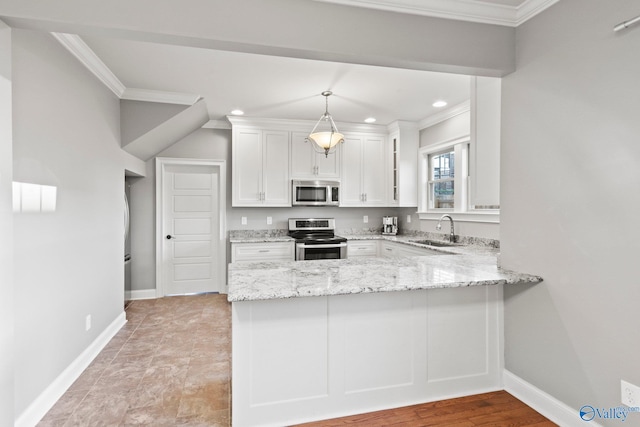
[229,236,294,243]
[227,251,542,302]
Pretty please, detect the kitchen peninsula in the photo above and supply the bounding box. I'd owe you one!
[228,239,542,427]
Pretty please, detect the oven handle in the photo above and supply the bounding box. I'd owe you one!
[296,243,348,249]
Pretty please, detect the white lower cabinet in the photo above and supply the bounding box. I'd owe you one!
[231,242,294,263]
[232,286,502,426]
[347,240,378,258]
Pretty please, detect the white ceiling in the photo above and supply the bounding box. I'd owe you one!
[66,0,556,128]
[82,35,471,126]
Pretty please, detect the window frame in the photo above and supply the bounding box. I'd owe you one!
[418,136,499,223]
[420,137,469,213]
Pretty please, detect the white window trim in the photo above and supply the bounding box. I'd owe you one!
[418,136,500,224]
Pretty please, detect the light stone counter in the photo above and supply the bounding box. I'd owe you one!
[227,251,542,302]
[229,232,543,426]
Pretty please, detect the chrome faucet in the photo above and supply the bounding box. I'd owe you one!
[436,214,455,243]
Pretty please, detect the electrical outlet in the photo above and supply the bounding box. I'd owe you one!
[407,215,412,223]
[85,315,91,331]
[622,380,640,407]
[241,216,247,225]
[266,216,272,225]
[363,215,368,223]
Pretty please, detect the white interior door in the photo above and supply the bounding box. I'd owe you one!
[161,163,223,296]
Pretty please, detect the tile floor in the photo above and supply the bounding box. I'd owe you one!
[38,294,231,426]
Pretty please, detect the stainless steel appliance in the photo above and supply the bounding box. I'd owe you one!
[292,180,340,206]
[382,216,398,235]
[288,218,347,260]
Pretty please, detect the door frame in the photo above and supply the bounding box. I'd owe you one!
[155,157,227,297]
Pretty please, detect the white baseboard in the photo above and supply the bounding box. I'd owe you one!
[127,289,158,300]
[503,369,603,427]
[15,312,127,427]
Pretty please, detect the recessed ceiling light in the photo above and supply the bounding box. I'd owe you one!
[364,117,377,123]
[432,101,447,108]
[230,109,244,116]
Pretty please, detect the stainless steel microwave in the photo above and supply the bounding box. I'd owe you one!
[292,180,340,206]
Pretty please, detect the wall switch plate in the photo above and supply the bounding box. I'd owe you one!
[85,315,91,331]
[266,216,272,225]
[241,216,247,225]
[363,215,368,223]
[407,215,412,223]
[621,380,640,407]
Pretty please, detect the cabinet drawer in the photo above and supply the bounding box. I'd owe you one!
[347,241,378,257]
[232,242,294,263]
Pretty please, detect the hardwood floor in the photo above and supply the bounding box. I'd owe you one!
[39,294,554,426]
[295,391,556,427]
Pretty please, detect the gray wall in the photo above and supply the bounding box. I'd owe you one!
[128,128,418,292]
[12,29,124,416]
[0,0,515,77]
[501,0,640,421]
[0,19,14,426]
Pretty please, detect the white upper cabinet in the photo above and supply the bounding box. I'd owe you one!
[232,126,290,207]
[340,134,387,206]
[387,121,419,207]
[290,132,340,179]
[230,117,410,208]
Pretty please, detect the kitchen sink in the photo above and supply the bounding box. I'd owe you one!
[411,239,461,247]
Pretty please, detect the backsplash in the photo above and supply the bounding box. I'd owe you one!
[228,229,289,239]
[228,228,500,248]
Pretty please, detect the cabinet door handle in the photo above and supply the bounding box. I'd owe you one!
[258,249,269,253]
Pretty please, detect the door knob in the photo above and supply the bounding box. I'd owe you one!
[166,235,173,240]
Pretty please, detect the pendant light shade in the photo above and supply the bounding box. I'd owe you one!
[306,91,344,157]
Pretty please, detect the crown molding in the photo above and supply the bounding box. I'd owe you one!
[418,100,470,130]
[515,0,560,26]
[52,33,125,97]
[227,116,387,134]
[53,33,202,106]
[312,0,559,27]
[121,88,201,105]
[202,119,232,130]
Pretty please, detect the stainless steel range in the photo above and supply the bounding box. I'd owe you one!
[288,218,347,261]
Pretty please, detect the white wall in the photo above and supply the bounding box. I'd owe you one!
[12,29,124,417]
[501,0,640,420]
[0,19,14,427]
[420,111,471,148]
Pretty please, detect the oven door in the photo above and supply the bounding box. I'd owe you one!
[296,242,347,260]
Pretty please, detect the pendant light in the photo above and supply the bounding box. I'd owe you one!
[306,91,344,157]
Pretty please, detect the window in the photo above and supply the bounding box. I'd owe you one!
[429,150,455,209]
[419,137,469,212]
